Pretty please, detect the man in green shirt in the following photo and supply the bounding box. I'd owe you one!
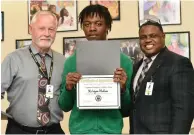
[58,4,133,134]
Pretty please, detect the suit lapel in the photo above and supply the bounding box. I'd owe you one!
[135,47,167,102]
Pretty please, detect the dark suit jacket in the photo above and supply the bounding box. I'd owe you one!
[129,47,194,134]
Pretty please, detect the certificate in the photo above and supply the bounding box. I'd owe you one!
[77,75,120,109]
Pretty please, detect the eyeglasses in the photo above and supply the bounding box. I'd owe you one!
[140,16,161,26]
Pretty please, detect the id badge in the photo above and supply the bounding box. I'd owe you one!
[145,82,154,96]
[46,85,54,98]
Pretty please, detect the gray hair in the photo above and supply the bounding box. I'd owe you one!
[31,10,58,25]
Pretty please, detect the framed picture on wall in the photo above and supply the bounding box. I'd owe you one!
[63,36,87,59]
[1,11,4,41]
[90,0,120,20]
[138,0,181,25]
[165,31,190,59]
[16,39,32,49]
[109,37,144,64]
[28,0,78,32]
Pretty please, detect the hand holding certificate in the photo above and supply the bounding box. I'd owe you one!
[65,40,128,109]
[66,72,81,91]
[75,40,128,109]
[113,68,128,91]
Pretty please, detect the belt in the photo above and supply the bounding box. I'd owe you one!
[8,118,61,134]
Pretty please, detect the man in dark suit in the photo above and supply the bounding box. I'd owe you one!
[129,18,194,134]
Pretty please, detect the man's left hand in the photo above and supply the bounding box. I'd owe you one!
[113,68,127,90]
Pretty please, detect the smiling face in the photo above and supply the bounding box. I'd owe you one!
[29,13,57,52]
[139,25,165,57]
[82,14,108,40]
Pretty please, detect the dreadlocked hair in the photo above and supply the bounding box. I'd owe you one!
[79,4,112,32]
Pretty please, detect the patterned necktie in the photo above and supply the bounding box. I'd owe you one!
[134,58,152,100]
[40,55,46,72]
[37,54,50,126]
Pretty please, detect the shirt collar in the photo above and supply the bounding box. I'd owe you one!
[143,53,159,62]
[30,44,52,57]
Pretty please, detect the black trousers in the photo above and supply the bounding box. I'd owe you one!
[5,118,65,134]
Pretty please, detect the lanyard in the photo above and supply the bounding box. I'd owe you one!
[29,47,53,84]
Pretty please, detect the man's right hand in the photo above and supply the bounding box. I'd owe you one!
[66,72,82,91]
